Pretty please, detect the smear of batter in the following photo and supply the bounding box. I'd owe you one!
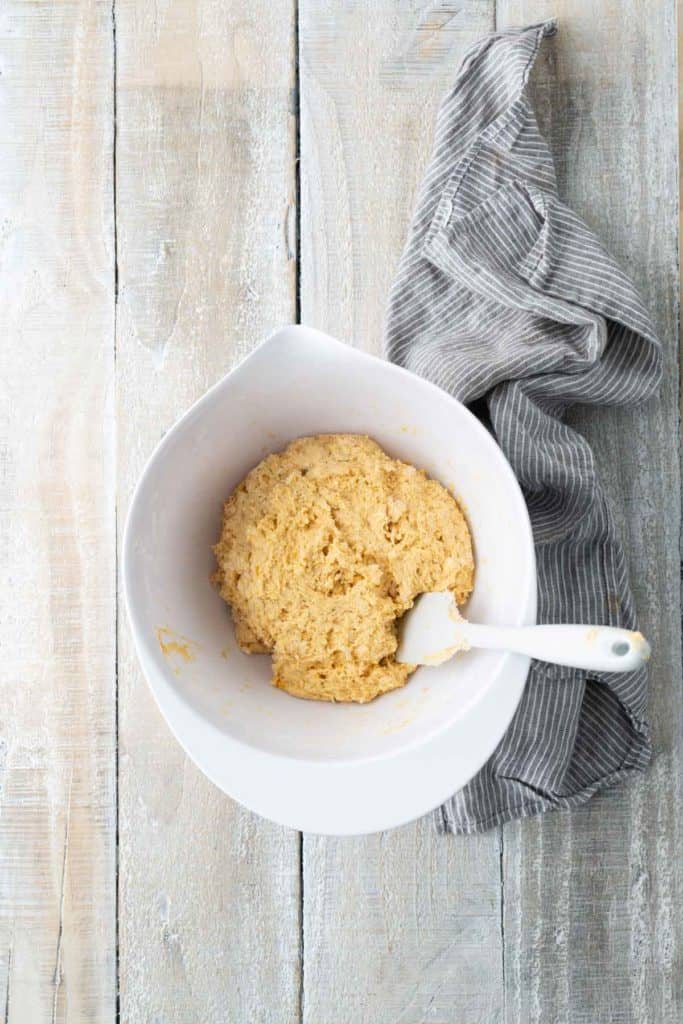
[156,628,197,663]
[213,434,474,703]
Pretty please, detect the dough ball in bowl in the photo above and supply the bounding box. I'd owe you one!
[213,434,474,703]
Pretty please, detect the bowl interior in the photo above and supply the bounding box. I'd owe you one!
[124,327,535,764]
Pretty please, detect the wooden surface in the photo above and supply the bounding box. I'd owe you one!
[114,1,301,1022]
[298,6,507,1023]
[1,1,680,1022]
[0,3,116,1021]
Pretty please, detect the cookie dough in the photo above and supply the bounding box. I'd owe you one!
[213,434,474,703]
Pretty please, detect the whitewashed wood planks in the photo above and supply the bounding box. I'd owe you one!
[115,2,301,1021]
[299,4,508,1022]
[1,1,680,1020]
[0,2,116,1022]
[497,3,682,1022]
[300,0,494,358]
[302,830,505,1024]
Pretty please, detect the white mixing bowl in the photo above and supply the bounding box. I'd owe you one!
[123,325,536,834]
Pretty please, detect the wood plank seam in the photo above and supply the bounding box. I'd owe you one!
[295,5,305,1021]
[111,4,121,1024]
[3,946,11,1024]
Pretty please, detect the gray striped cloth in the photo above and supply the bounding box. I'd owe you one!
[385,20,662,834]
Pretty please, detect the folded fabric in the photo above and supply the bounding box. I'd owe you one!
[385,20,661,834]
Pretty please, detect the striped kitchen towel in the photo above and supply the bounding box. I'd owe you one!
[385,20,662,834]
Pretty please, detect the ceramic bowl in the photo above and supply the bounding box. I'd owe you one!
[123,325,536,834]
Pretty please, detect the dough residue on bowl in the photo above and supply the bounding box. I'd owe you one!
[213,434,474,703]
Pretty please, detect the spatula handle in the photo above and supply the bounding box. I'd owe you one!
[464,623,650,673]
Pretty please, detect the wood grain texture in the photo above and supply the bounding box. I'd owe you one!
[303,830,504,1024]
[2,1,680,1020]
[497,3,682,1022]
[0,2,116,1022]
[299,4,507,1023]
[114,2,300,1021]
[300,0,494,356]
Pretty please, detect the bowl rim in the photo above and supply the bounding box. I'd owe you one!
[123,324,537,834]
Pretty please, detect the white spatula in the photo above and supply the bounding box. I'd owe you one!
[396,591,651,673]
